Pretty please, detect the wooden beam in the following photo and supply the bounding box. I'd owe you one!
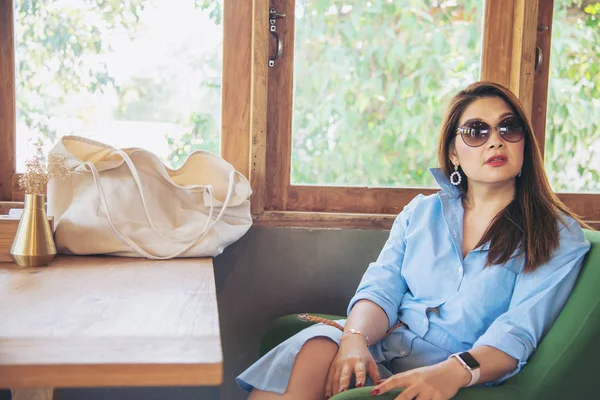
[249,0,269,215]
[265,0,294,210]
[0,201,23,215]
[283,184,600,223]
[254,210,396,230]
[510,0,539,121]
[482,0,539,122]
[0,0,16,202]
[481,0,514,88]
[286,186,437,214]
[557,193,600,226]
[531,0,554,157]
[254,210,600,231]
[221,0,252,178]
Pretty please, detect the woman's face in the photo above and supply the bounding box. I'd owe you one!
[450,96,525,187]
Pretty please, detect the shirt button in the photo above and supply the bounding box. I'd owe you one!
[400,350,407,356]
[423,317,428,324]
[458,265,463,273]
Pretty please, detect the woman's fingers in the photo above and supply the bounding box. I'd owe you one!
[325,347,379,397]
[372,373,410,396]
[392,384,419,400]
[367,358,381,387]
[336,363,352,394]
[324,363,335,399]
[353,361,367,388]
[328,362,342,397]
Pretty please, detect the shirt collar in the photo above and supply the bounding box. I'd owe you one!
[429,168,462,199]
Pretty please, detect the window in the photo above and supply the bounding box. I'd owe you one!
[261,0,600,227]
[2,0,599,229]
[14,0,222,171]
[292,1,484,187]
[544,0,600,193]
[1,0,229,202]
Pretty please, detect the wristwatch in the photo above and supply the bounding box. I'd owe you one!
[449,352,481,387]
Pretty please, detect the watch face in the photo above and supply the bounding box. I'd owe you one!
[459,352,481,369]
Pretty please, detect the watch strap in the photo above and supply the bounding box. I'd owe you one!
[449,353,480,387]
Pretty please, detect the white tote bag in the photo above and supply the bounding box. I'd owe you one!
[47,135,252,259]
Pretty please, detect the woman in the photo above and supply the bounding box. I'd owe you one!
[236,81,592,400]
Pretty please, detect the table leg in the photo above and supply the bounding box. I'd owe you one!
[10,389,55,400]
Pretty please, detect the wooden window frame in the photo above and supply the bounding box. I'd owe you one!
[0,0,255,203]
[250,0,600,228]
[1,0,599,230]
[0,0,15,204]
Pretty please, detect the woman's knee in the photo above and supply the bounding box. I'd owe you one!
[248,339,338,400]
[281,337,338,399]
[291,337,339,381]
[300,336,338,358]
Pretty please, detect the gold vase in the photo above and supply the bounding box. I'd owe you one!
[9,194,57,267]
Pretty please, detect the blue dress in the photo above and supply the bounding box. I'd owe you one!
[237,168,591,395]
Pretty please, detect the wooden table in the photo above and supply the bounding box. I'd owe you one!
[0,255,222,400]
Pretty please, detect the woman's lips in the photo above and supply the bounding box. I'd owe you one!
[486,159,508,167]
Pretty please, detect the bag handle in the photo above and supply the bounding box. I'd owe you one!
[112,148,219,243]
[84,160,237,259]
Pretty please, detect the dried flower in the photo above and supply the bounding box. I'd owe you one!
[18,140,72,195]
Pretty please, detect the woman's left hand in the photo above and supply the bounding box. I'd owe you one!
[370,359,471,400]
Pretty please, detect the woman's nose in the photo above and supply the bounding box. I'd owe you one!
[488,127,504,148]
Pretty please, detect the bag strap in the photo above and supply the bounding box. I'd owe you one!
[84,160,237,259]
[112,149,219,243]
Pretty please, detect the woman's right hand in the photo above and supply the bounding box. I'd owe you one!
[325,334,381,398]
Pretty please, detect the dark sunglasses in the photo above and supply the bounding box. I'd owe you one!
[456,116,526,147]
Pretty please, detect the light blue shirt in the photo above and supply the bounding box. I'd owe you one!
[347,168,591,385]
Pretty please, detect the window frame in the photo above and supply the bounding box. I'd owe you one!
[0,0,252,202]
[0,0,15,204]
[253,0,600,228]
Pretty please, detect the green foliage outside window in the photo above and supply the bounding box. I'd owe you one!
[15,0,221,170]
[290,0,600,192]
[545,0,600,192]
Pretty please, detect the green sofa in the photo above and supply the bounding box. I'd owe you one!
[259,229,600,399]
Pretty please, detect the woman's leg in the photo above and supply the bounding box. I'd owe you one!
[248,337,338,400]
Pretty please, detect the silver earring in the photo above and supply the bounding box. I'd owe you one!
[518,169,522,177]
[450,165,462,186]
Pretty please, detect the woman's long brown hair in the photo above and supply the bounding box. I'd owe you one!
[437,81,590,272]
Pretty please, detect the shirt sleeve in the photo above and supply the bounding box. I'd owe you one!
[472,217,591,386]
[346,194,422,330]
